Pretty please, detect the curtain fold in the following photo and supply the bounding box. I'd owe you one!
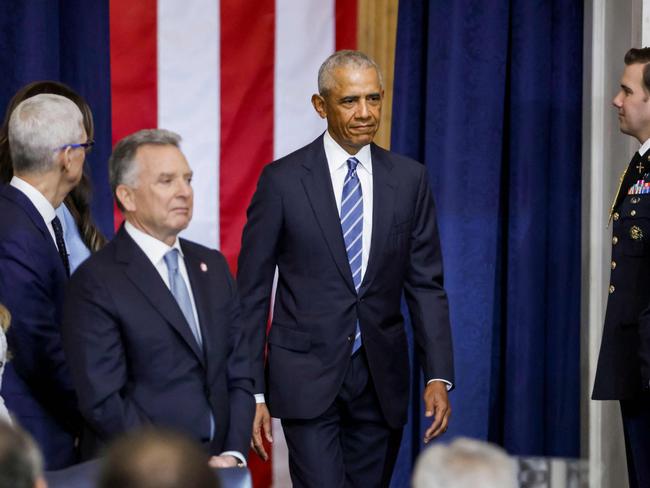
[0,0,113,237]
[390,0,582,482]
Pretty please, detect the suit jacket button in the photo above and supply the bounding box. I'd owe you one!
[611,261,616,270]
[608,284,615,294]
[612,236,618,245]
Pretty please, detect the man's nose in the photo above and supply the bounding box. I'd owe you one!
[177,179,193,197]
[356,100,370,118]
[612,91,623,108]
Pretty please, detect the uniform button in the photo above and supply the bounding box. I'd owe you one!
[631,210,637,216]
[613,212,620,221]
[632,197,640,204]
[609,285,615,294]
[612,236,618,245]
[347,335,353,342]
[611,261,616,270]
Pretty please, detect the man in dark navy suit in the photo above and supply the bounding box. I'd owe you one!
[0,94,89,469]
[62,129,254,467]
[238,51,454,487]
[593,47,650,488]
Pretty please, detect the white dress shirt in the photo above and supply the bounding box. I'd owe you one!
[10,176,59,249]
[124,222,245,465]
[639,138,650,156]
[0,328,10,424]
[124,222,201,330]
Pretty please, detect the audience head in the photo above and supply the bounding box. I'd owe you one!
[0,421,47,488]
[0,80,94,184]
[98,428,219,488]
[109,129,193,245]
[8,94,85,177]
[0,80,105,251]
[412,437,517,488]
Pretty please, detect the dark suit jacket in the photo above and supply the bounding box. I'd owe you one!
[0,183,80,469]
[62,226,254,457]
[593,152,650,400]
[237,135,454,428]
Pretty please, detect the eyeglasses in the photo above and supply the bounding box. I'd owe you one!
[57,140,95,153]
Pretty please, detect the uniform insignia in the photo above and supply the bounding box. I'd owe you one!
[630,225,644,240]
[628,179,650,194]
[200,262,208,272]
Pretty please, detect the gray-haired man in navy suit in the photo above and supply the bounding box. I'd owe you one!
[238,50,454,487]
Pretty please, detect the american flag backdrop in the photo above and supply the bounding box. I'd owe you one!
[110,1,358,486]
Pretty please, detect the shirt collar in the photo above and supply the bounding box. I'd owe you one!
[639,139,650,157]
[323,130,373,174]
[124,221,183,267]
[9,176,57,225]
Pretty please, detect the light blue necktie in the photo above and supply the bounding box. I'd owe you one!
[163,248,214,439]
[163,249,203,349]
[341,157,363,354]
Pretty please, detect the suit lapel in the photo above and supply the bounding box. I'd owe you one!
[359,144,396,295]
[2,184,60,244]
[300,136,356,293]
[115,228,205,365]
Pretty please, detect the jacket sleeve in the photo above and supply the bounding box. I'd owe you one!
[62,264,148,440]
[236,165,284,395]
[403,165,455,387]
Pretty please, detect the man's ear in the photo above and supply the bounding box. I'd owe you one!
[115,184,136,212]
[311,94,327,119]
[59,147,72,174]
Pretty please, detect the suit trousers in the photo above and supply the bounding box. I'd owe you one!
[621,393,650,488]
[281,349,402,488]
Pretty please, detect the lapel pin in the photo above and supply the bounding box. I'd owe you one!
[200,262,208,272]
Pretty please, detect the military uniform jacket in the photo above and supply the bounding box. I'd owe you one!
[593,150,650,400]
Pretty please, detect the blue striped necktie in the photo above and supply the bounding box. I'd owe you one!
[340,157,363,354]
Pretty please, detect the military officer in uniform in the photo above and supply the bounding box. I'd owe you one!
[593,47,650,488]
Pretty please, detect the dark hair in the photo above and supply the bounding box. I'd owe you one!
[624,48,650,92]
[0,421,44,488]
[98,428,220,488]
[0,81,106,251]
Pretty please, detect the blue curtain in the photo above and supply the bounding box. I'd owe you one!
[390,1,582,485]
[0,0,114,237]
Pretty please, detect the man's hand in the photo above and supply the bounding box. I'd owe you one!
[208,455,239,468]
[423,381,451,443]
[251,402,273,460]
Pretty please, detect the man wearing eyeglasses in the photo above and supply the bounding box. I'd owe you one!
[0,93,89,469]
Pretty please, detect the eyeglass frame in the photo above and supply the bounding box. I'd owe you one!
[56,140,95,153]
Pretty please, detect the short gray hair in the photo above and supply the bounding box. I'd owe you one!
[412,438,517,488]
[8,93,84,174]
[0,421,44,488]
[317,50,383,96]
[109,128,181,210]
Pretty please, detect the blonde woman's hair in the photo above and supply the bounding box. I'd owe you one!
[0,304,10,333]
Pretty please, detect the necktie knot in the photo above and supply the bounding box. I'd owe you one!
[347,157,359,176]
[164,249,180,273]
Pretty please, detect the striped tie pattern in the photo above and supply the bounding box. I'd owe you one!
[341,157,363,354]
